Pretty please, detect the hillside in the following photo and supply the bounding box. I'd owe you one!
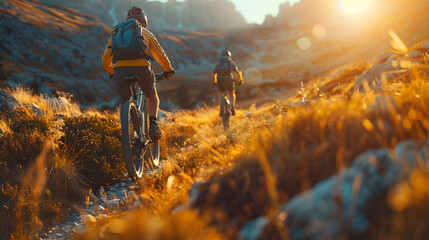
[1,0,429,109]
[1,34,428,239]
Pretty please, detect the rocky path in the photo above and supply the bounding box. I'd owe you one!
[41,165,165,239]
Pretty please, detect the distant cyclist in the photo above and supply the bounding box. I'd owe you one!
[102,6,174,141]
[212,50,244,116]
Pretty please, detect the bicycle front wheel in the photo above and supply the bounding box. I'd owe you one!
[121,101,144,180]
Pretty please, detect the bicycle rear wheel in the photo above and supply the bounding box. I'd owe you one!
[221,96,230,129]
[121,101,144,180]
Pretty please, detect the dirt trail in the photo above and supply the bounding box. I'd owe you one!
[41,166,167,239]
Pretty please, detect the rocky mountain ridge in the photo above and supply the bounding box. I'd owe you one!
[39,0,249,31]
[1,0,429,109]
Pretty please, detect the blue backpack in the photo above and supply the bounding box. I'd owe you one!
[110,19,153,63]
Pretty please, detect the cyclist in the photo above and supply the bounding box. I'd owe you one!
[102,6,174,141]
[212,50,244,116]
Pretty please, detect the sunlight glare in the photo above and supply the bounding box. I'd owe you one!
[339,0,373,15]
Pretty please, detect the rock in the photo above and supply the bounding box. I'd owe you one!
[0,90,19,112]
[420,41,429,50]
[49,96,71,112]
[408,50,423,59]
[30,103,43,116]
[355,52,404,92]
[126,190,137,199]
[73,224,88,235]
[243,139,429,240]
[93,205,105,214]
[240,217,269,240]
[108,199,121,207]
[82,214,97,226]
[372,51,400,65]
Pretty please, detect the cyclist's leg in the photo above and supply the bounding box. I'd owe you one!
[228,79,236,115]
[229,91,236,113]
[135,67,162,140]
[146,90,159,118]
[114,67,132,103]
[217,77,225,115]
[218,91,224,110]
[132,66,157,117]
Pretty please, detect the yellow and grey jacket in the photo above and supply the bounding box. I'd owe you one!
[102,27,173,76]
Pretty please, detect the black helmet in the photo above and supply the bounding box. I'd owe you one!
[221,50,232,58]
[127,7,147,27]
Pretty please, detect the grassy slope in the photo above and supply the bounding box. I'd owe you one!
[2,44,429,239]
[72,49,429,240]
[0,88,127,239]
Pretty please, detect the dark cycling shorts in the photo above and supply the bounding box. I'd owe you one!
[217,76,235,93]
[114,66,156,102]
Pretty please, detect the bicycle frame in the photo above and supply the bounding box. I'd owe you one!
[121,73,166,180]
[129,81,151,147]
[220,92,231,129]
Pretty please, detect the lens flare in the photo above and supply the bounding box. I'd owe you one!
[297,37,311,50]
[339,0,372,15]
[313,24,326,39]
[244,67,263,85]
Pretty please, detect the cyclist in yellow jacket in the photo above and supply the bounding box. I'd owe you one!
[102,7,174,141]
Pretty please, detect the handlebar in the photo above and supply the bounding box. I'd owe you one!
[155,70,175,82]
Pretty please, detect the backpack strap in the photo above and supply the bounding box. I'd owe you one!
[110,26,118,57]
[134,21,154,61]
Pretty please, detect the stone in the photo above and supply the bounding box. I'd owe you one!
[241,139,429,240]
[82,214,97,226]
[408,50,423,59]
[420,41,429,50]
[0,90,19,112]
[355,53,404,92]
[30,103,43,116]
[73,224,87,235]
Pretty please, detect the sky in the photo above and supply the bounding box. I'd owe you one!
[147,0,300,24]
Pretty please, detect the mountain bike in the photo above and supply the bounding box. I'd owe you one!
[218,80,243,129]
[120,73,169,180]
[219,92,232,129]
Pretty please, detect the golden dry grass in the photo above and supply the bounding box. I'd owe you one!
[3,38,429,240]
[0,90,125,239]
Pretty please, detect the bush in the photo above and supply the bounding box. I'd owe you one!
[61,115,126,187]
[0,96,125,239]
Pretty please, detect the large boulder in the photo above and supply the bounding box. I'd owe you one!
[49,96,71,113]
[241,139,429,240]
[420,41,429,50]
[407,40,429,59]
[355,52,404,92]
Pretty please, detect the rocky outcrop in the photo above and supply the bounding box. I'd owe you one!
[39,0,248,31]
[355,41,429,92]
[354,52,404,92]
[0,90,18,112]
[0,0,114,107]
[0,0,234,108]
[241,138,429,240]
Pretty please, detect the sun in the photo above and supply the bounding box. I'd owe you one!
[339,0,373,15]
